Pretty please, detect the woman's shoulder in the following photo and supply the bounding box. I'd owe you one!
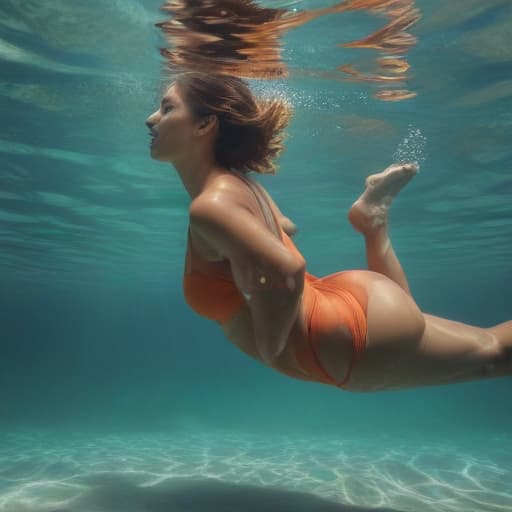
[191,172,297,237]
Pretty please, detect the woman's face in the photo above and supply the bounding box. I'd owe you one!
[145,83,198,162]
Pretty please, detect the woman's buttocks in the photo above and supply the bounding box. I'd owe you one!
[317,270,371,314]
[291,271,371,385]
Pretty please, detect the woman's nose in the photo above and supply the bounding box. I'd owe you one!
[146,112,159,129]
[146,117,157,131]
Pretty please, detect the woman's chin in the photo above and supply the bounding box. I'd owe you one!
[150,144,173,163]
[150,145,163,160]
[149,148,170,162]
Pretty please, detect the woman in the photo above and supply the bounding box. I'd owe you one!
[146,71,512,392]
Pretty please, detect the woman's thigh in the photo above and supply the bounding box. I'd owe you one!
[320,269,426,391]
[331,270,501,391]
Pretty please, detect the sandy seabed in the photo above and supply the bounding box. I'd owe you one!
[0,429,510,512]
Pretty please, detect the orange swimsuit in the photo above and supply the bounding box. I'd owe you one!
[183,175,368,389]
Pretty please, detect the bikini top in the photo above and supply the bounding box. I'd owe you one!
[182,171,305,324]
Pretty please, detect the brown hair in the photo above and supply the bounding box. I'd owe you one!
[174,71,292,175]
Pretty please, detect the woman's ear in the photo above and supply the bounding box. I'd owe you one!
[195,114,217,136]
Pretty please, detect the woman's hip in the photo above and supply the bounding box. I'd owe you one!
[291,270,372,387]
[293,269,425,390]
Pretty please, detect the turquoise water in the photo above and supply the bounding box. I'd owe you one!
[1,1,511,511]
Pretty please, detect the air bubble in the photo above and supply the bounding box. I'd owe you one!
[393,125,427,165]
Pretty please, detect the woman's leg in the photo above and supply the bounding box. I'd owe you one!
[317,163,512,391]
[335,271,512,392]
[348,163,418,296]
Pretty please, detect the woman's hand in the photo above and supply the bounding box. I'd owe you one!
[280,216,297,237]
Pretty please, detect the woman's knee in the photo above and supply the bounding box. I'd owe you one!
[483,325,512,378]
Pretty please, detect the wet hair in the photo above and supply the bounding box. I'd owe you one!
[174,71,292,175]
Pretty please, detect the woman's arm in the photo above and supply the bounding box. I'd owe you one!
[190,195,305,366]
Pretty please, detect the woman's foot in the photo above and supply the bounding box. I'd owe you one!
[348,163,419,234]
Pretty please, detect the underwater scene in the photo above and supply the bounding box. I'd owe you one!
[0,1,511,511]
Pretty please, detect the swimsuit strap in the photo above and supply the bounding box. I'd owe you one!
[232,170,282,241]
